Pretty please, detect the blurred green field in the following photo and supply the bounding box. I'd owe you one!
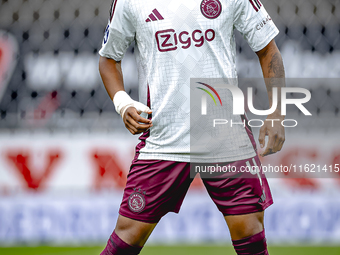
[1,246,340,255]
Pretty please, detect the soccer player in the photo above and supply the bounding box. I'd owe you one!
[99,0,285,254]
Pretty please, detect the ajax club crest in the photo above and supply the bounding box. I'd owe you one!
[201,0,222,19]
[128,191,146,213]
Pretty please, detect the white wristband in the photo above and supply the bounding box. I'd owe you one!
[113,91,151,118]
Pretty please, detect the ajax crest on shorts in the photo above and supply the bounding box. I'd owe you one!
[128,190,146,213]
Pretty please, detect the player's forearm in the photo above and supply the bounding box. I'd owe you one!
[99,56,152,130]
[257,40,285,118]
[99,56,125,100]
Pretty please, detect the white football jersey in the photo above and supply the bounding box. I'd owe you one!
[99,0,279,162]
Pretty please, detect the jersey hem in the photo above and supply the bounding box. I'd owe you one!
[137,151,257,163]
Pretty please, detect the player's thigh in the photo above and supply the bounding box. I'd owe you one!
[224,211,264,240]
[115,214,157,247]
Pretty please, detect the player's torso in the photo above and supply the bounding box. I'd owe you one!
[127,0,247,161]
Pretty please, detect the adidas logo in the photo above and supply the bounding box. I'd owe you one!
[145,9,164,22]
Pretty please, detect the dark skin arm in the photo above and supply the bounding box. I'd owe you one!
[99,56,152,135]
[256,39,286,156]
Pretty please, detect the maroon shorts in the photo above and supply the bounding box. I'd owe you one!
[119,156,273,223]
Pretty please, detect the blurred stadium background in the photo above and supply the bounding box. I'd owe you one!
[0,0,340,254]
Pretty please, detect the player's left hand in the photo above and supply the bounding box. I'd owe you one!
[123,106,152,135]
[258,114,285,157]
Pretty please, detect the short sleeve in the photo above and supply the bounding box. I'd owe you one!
[233,0,279,52]
[99,0,136,61]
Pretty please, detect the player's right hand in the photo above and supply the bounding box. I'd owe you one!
[122,106,153,135]
[113,91,153,135]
